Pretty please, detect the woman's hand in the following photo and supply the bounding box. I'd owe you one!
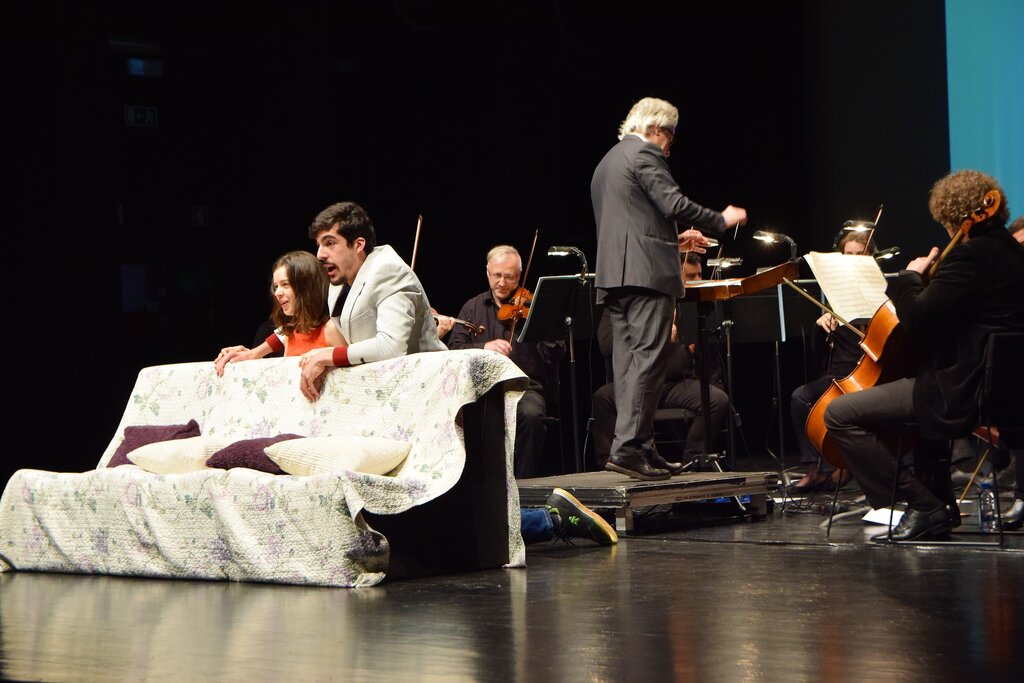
[215,345,251,377]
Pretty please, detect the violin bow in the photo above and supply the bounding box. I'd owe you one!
[410,214,423,271]
[508,228,539,342]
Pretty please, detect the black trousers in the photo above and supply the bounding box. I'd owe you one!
[602,288,674,462]
[790,375,836,471]
[593,378,729,461]
[514,384,547,479]
[824,378,952,512]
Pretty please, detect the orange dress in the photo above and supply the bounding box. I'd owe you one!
[285,324,328,356]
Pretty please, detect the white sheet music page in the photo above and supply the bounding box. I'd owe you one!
[802,252,888,322]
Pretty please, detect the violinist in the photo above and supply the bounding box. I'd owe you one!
[447,245,565,479]
[824,170,1024,542]
[789,230,875,494]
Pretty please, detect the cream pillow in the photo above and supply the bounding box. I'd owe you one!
[127,435,231,474]
[265,436,412,476]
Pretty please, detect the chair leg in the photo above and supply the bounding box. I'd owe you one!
[884,438,904,542]
[825,467,845,538]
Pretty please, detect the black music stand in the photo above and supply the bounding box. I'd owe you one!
[722,283,820,474]
[517,273,597,473]
[677,296,733,467]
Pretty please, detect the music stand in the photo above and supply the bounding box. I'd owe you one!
[677,297,735,467]
[517,273,597,472]
[723,283,820,475]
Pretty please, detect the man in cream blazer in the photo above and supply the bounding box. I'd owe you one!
[299,201,446,400]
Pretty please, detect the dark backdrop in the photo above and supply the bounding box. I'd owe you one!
[4,1,948,484]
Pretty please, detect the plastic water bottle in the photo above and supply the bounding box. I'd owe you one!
[978,482,998,532]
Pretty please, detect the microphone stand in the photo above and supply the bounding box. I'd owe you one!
[546,246,590,472]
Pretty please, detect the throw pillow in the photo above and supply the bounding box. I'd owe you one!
[265,436,412,476]
[107,419,202,467]
[127,435,232,474]
[206,434,304,473]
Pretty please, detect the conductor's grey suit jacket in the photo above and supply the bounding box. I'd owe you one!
[591,134,726,301]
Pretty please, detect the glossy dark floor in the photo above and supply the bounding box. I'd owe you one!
[2,471,1022,682]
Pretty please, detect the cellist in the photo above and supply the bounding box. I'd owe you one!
[824,170,1024,542]
[447,245,565,479]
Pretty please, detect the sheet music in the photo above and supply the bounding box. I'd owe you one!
[802,252,889,322]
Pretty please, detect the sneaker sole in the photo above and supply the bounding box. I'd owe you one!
[551,487,618,545]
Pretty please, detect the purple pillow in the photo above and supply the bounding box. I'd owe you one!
[205,434,303,473]
[107,419,202,468]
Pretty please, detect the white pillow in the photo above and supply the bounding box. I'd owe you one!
[127,435,231,474]
[265,436,412,476]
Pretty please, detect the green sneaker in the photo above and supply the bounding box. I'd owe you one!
[545,487,618,546]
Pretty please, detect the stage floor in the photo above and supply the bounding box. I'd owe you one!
[2,466,1022,682]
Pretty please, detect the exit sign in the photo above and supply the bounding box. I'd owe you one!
[124,105,158,128]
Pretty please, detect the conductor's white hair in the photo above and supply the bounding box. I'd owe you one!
[617,97,679,140]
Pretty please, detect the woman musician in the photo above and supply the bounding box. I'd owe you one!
[789,229,876,493]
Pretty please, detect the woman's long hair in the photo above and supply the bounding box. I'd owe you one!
[270,251,330,336]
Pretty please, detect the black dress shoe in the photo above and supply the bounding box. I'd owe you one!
[649,452,684,476]
[605,455,670,481]
[948,500,963,528]
[790,472,829,495]
[1001,498,1024,530]
[871,506,954,543]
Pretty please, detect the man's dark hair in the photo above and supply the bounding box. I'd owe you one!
[681,251,703,266]
[308,201,377,253]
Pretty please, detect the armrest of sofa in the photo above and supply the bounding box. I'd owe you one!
[363,382,511,580]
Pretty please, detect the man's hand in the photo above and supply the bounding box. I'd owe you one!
[906,247,940,275]
[298,347,334,401]
[215,345,251,377]
[678,228,713,253]
[435,314,455,339]
[721,205,748,229]
[484,339,512,356]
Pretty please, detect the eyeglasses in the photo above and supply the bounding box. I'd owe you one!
[487,271,520,283]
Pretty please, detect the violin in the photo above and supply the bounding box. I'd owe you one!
[804,190,1002,468]
[432,307,485,336]
[498,287,533,324]
[500,229,540,342]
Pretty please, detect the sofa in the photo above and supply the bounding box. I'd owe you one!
[0,350,529,587]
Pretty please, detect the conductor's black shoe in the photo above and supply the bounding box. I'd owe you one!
[871,506,954,543]
[605,455,670,481]
[1001,498,1024,530]
[649,452,684,476]
[546,487,618,546]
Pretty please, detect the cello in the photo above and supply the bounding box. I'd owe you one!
[804,190,1002,468]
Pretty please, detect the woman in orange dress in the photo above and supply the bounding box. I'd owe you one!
[214,251,345,376]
